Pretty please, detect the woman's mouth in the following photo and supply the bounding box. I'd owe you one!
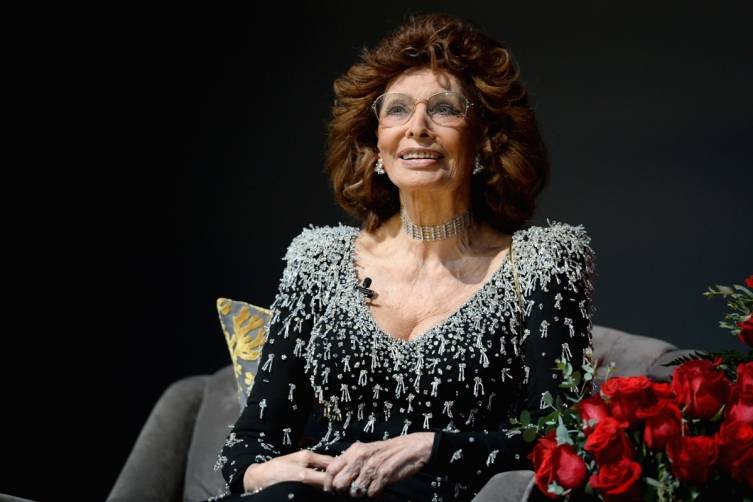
[398,153,444,167]
[400,157,441,167]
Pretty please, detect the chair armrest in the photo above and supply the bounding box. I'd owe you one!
[106,375,208,502]
[0,494,39,502]
[647,349,703,382]
[472,470,535,502]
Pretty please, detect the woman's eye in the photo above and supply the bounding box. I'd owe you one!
[385,105,409,116]
[431,103,460,115]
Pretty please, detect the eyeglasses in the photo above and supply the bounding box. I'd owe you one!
[371,91,473,127]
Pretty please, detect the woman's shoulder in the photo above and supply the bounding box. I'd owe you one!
[515,220,593,260]
[283,223,358,265]
[513,220,595,289]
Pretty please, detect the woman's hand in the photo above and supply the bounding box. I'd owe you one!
[243,450,335,493]
[323,432,435,498]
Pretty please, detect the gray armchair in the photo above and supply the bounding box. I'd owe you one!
[106,325,690,502]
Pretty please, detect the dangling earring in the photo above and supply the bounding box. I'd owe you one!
[472,154,485,175]
[375,157,385,175]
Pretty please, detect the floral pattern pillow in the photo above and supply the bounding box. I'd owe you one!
[216,298,270,408]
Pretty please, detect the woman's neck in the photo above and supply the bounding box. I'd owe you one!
[382,190,481,263]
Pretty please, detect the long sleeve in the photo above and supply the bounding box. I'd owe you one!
[426,225,595,488]
[218,231,326,494]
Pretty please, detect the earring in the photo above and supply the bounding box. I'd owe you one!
[472,154,484,175]
[375,157,385,175]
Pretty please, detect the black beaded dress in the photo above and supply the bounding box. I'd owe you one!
[210,221,595,501]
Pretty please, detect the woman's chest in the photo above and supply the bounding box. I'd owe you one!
[365,280,485,342]
[304,299,525,427]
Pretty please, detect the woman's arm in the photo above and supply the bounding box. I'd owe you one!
[218,229,330,493]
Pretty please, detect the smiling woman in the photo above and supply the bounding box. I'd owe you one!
[206,13,595,502]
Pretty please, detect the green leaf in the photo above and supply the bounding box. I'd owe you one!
[645,477,662,488]
[520,409,531,426]
[541,391,553,408]
[563,362,573,378]
[572,370,582,386]
[547,481,565,496]
[555,395,564,409]
[710,404,726,422]
[522,427,538,443]
[715,285,735,296]
[661,350,710,367]
[556,420,572,445]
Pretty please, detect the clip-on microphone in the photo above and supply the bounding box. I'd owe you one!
[355,277,375,299]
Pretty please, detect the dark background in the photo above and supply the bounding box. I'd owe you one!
[4,2,751,501]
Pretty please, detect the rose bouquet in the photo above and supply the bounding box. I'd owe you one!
[512,276,753,501]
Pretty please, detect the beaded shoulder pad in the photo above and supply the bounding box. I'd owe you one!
[268,223,356,334]
[514,220,595,298]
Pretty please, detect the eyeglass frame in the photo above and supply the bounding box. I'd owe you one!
[370,91,474,127]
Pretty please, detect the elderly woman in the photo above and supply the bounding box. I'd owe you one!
[212,13,594,502]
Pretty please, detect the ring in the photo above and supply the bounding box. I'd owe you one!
[349,481,366,497]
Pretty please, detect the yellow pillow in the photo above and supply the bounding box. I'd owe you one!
[216,298,271,407]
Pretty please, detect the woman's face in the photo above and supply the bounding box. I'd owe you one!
[375,68,477,194]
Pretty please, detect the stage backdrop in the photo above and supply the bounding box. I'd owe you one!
[3,2,750,501]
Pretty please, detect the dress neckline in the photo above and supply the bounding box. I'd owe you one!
[344,227,520,346]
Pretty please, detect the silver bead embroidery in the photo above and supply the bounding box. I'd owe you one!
[364,413,376,433]
[473,376,484,397]
[261,353,274,372]
[217,221,596,500]
[431,377,441,397]
[401,419,412,436]
[340,383,351,402]
[423,412,433,429]
[258,399,267,420]
[443,400,454,418]
[288,384,296,402]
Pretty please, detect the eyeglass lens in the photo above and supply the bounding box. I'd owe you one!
[374,92,468,126]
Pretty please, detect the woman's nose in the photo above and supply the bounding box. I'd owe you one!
[406,103,433,137]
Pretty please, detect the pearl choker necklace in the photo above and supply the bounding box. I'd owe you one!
[400,208,472,241]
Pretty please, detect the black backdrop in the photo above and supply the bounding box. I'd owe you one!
[4,2,751,501]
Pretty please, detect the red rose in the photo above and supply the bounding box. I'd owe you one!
[716,420,753,480]
[579,395,610,435]
[727,398,753,425]
[727,362,753,425]
[745,275,753,289]
[584,417,634,464]
[532,443,588,499]
[636,399,683,451]
[732,448,753,489]
[666,435,719,486]
[600,376,655,425]
[528,430,557,471]
[588,457,642,501]
[672,359,731,419]
[738,315,753,348]
[651,381,674,400]
[738,362,753,399]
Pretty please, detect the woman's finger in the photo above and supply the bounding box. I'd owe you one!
[304,451,335,469]
[350,462,378,498]
[298,467,329,487]
[323,455,347,492]
[366,459,395,498]
[331,456,363,493]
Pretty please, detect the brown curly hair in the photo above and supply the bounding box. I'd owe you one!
[326,13,549,234]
